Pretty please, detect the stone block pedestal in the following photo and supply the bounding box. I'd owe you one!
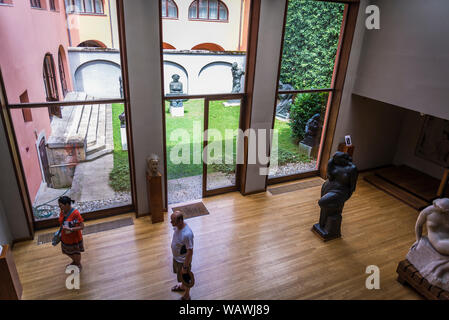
[170,106,184,117]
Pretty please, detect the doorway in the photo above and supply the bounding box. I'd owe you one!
[38,137,52,187]
[165,96,244,204]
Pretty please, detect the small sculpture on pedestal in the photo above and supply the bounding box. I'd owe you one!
[312,151,358,241]
[275,81,294,119]
[147,154,160,176]
[298,113,322,159]
[146,154,164,223]
[168,74,184,117]
[231,62,245,93]
[405,198,449,292]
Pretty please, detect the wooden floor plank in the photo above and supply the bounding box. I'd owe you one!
[12,175,421,300]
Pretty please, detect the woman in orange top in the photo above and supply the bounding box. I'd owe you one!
[58,196,85,271]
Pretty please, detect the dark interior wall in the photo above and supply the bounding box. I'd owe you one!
[0,201,12,245]
[334,0,449,172]
[332,0,405,170]
[0,110,30,243]
[394,109,446,179]
[353,0,449,120]
[335,94,406,170]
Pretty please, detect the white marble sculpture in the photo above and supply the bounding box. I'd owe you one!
[406,198,449,291]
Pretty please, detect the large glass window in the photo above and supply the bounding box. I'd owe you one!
[2,0,132,226]
[268,0,345,181]
[162,0,251,205]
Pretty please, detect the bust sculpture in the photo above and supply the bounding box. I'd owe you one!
[146,154,160,177]
[301,113,321,147]
[276,81,294,119]
[169,74,183,108]
[406,198,449,291]
[231,62,245,93]
[312,151,358,241]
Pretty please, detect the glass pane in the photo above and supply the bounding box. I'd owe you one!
[189,2,197,18]
[218,3,227,20]
[95,0,103,13]
[206,99,241,191]
[167,0,177,18]
[84,0,94,13]
[2,0,121,104]
[10,103,132,222]
[268,92,330,179]
[199,0,208,19]
[162,0,250,95]
[75,0,82,12]
[279,0,345,91]
[166,99,204,204]
[162,0,167,17]
[209,0,218,20]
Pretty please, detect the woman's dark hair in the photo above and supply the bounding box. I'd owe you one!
[58,196,74,205]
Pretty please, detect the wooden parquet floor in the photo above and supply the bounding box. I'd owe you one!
[12,174,422,300]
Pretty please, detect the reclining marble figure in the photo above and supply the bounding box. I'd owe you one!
[407,198,449,291]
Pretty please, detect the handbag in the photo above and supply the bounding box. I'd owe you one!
[52,209,74,246]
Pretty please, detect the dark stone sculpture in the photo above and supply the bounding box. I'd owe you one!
[168,74,184,108]
[301,113,321,147]
[312,151,358,241]
[276,81,294,119]
[119,112,126,128]
[231,62,245,93]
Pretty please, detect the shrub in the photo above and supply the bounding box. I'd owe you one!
[289,92,327,141]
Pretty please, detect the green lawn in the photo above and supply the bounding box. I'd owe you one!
[108,101,309,188]
[165,100,308,180]
[109,103,131,192]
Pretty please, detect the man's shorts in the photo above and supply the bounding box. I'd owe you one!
[173,258,190,283]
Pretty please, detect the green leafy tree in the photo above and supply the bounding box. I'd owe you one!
[280,0,344,141]
[280,0,344,90]
[289,92,327,141]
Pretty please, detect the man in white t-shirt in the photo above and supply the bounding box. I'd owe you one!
[170,210,194,300]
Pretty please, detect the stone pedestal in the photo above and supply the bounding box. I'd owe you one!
[299,142,318,159]
[146,172,164,223]
[120,127,127,151]
[223,100,241,107]
[170,106,184,117]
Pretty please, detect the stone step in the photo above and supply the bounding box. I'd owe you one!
[85,104,112,159]
[85,148,114,162]
[86,103,99,147]
[47,92,87,148]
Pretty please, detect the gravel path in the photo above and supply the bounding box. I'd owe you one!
[268,160,317,178]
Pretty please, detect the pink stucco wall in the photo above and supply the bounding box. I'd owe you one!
[0,0,73,202]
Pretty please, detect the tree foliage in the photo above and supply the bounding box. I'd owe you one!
[280,0,344,90]
[289,92,328,142]
[281,0,344,141]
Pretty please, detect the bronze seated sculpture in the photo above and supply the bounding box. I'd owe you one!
[312,151,358,241]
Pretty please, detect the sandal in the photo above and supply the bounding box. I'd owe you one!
[171,284,185,292]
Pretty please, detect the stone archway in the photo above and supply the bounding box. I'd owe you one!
[74,60,121,98]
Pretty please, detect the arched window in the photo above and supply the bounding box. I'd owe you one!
[43,54,59,102]
[78,40,107,48]
[161,0,178,19]
[188,0,228,21]
[163,42,176,50]
[191,43,224,51]
[58,48,68,97]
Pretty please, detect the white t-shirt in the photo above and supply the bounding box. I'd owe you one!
[171,224,194,263]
